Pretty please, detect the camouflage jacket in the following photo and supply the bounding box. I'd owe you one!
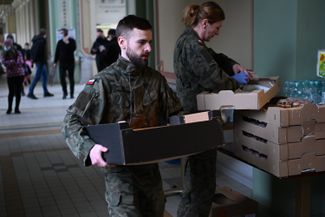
[62,57,182,166]
[173,28,238,112]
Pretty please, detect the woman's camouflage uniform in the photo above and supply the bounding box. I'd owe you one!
[62,56,182,217]
[174,28,238,217]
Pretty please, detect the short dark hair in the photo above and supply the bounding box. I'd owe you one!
[39,28,46,36]
[96,28,103,33]
[6,34,14,41]
[107,28,116,37]
[4,38,13,47]
[60,28,68,37]
[116,15,152,38]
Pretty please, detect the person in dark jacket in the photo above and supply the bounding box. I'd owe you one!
[27,29,54,99]
[53,28,77,99]
[102,28,120,67]
[22,42,32,88]
[22,42,32,61]
[90,28,110,72]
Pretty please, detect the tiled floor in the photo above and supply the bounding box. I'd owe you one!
[0,76,250,217]
[0,78,184,217]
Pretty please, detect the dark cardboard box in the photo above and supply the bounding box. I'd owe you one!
[86,118,223,165]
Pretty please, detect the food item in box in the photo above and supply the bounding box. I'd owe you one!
[275,98,309,108]
[238,78,275,93]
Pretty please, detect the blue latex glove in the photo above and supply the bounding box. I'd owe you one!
[231,71,249,85]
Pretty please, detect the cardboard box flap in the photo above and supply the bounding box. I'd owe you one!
[288,154,325,176]
[288,153,317,175]
[288,136,325,159]
[289,102,318,125]
[169,111,217,125]
[86,123,126,163]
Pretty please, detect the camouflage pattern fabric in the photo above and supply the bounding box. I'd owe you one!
[62,56,182,216]
[177,149,217,217]
[173,28,238,113]
[173,28,237,217]
[104,164,165,217]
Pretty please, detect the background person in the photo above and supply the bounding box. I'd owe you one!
[23,42,32,61]
[6,34,28,96]
[22,42,32,96]
[90,28,110,72]
[1,38,25,114]
[28,29,54,99]
[53,28,77,99]
[102,28,120,67]
[22,42,33,90]
[62,15,182,217]
[173,2,252,217]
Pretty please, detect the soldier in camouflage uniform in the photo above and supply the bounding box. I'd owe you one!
[173,2,252,217]
[62,15,182,217]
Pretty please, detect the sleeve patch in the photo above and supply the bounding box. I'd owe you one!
[86,79,96,85]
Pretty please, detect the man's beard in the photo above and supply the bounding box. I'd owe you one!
[126,47,148,68]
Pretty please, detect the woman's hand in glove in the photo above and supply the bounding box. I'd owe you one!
[231,71,249,85]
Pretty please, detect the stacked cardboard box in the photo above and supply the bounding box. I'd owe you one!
[231,103,325,177]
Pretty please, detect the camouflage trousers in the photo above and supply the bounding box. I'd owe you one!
[104,163,165,217]
[177,148,217,217]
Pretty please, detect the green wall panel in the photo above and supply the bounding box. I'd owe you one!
[254,0,297,81]
[296,0,325,80]
[253,1,325,216]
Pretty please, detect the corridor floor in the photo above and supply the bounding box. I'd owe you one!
[0,79,181,217]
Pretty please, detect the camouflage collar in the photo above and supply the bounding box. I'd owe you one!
[185,28,205,46]
[116,56,143,76]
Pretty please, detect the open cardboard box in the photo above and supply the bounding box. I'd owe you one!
[86,113,223,165]
[197,76,279,110]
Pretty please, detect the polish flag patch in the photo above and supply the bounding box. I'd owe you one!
[86,79,95,85]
